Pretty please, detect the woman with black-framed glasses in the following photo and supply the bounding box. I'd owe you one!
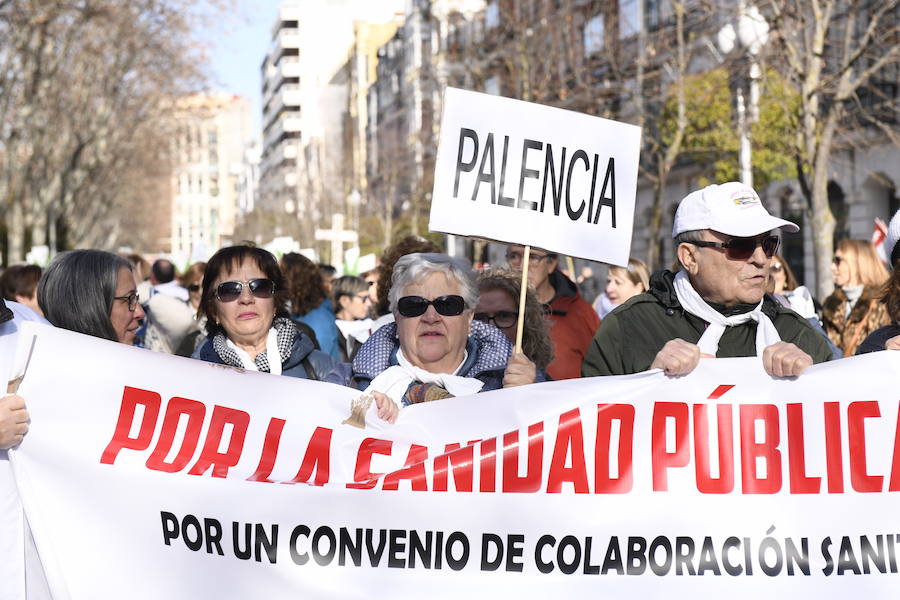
[39,249,146,345]
[327,253,546,415]
[191,245,336,380]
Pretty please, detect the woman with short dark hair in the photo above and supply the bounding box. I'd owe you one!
[0,264,42,316]
[38,250,145,344]
[331,275,373,362]
[192,245,335,379]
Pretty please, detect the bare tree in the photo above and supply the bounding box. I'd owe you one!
[762,0,900,298]
[0,0,221,263]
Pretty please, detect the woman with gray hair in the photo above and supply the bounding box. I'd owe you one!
[328,253,543,416]
[38,249,146,345]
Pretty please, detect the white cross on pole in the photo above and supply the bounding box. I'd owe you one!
[314,213,358,269]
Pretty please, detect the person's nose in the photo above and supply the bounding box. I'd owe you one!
[420,304,441,323]
[238,286,254,303]
[134,302,146,320]
[749,243,769,267]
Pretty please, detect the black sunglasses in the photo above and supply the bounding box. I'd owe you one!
[686,235,780,261]
[474,310,518,329]
[397,295,466,318]
[215,278,276,303]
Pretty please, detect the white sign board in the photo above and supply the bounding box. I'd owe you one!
[429,88,642,266]
[7,323,900,598]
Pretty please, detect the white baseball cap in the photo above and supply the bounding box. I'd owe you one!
[672,182,799,238]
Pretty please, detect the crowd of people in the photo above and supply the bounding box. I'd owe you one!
[3,179,900,448]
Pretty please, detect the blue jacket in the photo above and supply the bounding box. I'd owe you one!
[293,298,340,361]
[193,328,336,380]
[326,320,547,397]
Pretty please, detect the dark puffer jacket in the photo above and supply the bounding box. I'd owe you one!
[582,270,834,376]
[193,326,336,380]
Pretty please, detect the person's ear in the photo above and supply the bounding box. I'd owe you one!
[338,295,352,311]
[676,243,699,275]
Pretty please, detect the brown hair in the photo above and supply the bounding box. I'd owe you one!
[0,264,42,302]
[766,253,799,294]
[837,239,888,288]
[280,252,327,315]
[124,253,151,281]
[375,235,440,316]
[199,245,288,338]
[477,269,554,371]
[180,261,206,288]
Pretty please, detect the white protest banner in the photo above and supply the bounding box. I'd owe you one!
[429,87,641,266]
[9,321,900,598]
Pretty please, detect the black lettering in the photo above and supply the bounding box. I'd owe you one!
[204,518,224,556]
[454,128,479,198]
[497,135,515,207]
[506,534,525,573]
[473,133,496,203]
[535,535,555,574]
[160,512,179,546]
[592,157,616,226]
[388,529,407,568]
[289,525,310,565]
[339,527,363,567]
[481,533,503,571]
[565,149,589,220]
[540,144,566,215]
[517,139,542,210]
[312,526,336,566]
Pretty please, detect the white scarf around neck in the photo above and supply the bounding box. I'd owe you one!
[225,327,282,375]
[363,348,483,406]
[673,270,781,357]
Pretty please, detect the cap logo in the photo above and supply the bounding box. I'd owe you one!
[730,188,760,207]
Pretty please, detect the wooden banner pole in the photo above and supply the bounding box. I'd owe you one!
[514,245,530,354]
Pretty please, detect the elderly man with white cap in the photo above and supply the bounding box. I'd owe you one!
[582,181,833,377]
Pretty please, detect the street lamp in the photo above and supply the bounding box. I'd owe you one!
[717,1,769,189]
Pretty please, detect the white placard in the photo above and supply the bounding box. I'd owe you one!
[429,88,641,266]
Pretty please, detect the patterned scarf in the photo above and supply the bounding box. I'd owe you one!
[212,317,297,372]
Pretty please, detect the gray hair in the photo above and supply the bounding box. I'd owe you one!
[673,229,706,270]
[389,253,478,313]
[38,249,133,342]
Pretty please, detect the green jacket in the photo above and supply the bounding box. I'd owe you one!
[582,270,834,376]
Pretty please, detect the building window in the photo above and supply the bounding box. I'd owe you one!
[485,2,499,29]
[619,0,640,39]
[484,76,499,96]
[584,13,604,56]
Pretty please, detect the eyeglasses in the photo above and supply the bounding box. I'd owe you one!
[506,251,553,265]
[114,291,139,312]
[685,235,780,260]
[771,263,783,272]
[832,255,843,265]
[397,295,466,318]
[187,284,201,292]
[474,310,518,329]
[354,293,371,303]
[215,278,276,302]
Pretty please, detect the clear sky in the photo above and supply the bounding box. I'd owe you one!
[205,0,405,138]
[206,0,284,135]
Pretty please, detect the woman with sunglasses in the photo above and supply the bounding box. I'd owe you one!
[329,253,540,410]
[191,245,336,380]
[475,269,554,378]
[822,239,889,356]
[331,275,374,362]
[39,249,146,345]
